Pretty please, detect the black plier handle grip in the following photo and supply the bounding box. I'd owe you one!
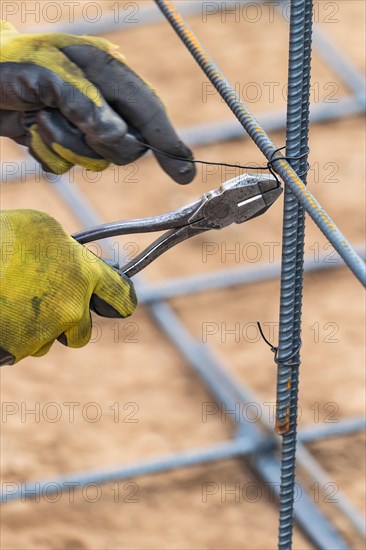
[73,173,282,278]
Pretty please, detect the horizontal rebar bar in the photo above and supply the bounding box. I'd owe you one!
[154,0,366,287]
[138,243,366,303]
[180,96,365,147]
[0,438,262,503]
[299,416,366,443]
[312,26,366,99]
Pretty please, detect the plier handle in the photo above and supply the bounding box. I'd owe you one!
[73,174,282,278]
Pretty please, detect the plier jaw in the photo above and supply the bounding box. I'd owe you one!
[188,174,282,230]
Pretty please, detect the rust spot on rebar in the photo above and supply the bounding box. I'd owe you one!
[164,1,212,64]
[275,407,291,435]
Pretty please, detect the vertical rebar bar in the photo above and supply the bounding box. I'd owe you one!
[276,1,313,547]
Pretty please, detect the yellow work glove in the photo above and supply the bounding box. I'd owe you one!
[0,21,195,183]
[0,209,137,366]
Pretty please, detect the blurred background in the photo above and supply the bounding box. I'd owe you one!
[0,1,365,548]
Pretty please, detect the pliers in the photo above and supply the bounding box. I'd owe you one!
[73,173,282,278]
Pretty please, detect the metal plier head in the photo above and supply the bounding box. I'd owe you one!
[188,174,282,230]
[73,173,282,278]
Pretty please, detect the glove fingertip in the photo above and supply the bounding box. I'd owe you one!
[175,162,197,185]
[157,155,196,184]
[57,333,68,346]
[32,340,54,357]
[90,283,137,318]
[92,267,137,319]
[57,314,92,349]
[152,141,197,184]
[90,295,124,318]
[0,347,15,366]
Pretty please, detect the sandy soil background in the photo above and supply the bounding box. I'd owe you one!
[0,1,365,549]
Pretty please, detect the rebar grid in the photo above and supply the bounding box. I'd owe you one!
[1,2,365,549]
[154,0,366,287]
[153,0,364,547]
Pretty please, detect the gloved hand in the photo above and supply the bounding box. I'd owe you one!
[0,21,196,183]
[0,209,137,365]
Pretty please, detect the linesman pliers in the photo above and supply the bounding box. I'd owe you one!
[73,173,282,278]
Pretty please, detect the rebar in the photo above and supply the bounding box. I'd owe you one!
[0,439,260,503]
[1,3,364,547]
[154,0,366,287]
[275,1,313,547]
[137,242,366,303]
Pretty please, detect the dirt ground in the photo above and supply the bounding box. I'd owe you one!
[0,1,365,549]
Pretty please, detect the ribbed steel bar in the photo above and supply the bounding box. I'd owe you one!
[296,0,313,326]
[154,0,366,286]
[0,439,259,503]
[275,0,306,434]
[179,96,365,147]
[275,1,313,547]
[137,243,366,303]
[299,416,366,443]
[312,26,366,100]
